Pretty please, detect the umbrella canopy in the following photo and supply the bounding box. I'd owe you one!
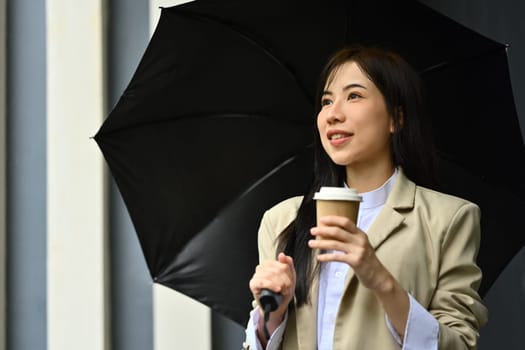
[94,0,525,326]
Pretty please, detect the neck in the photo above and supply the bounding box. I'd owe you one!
[345,161,395,193]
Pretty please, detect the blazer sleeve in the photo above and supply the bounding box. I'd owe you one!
[258,208,279,263]
[257,197,301,262]
[244,199,299,350]
[429,202,488,349]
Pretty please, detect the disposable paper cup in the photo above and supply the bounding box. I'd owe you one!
[313,187,362,238]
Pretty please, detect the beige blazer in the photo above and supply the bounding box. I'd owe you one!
[254,170,488,349]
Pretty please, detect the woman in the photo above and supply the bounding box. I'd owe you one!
[244,46,488,349]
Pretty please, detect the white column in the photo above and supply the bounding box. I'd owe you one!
[46,1,108,350]
[153,284,211,350]
[0,1,6,349]
[149,1,211,350]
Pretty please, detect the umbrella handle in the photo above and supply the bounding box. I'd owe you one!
[260,289,283,340]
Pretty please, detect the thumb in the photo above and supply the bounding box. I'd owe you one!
[277,252,294,268]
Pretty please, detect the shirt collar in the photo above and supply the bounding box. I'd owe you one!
[345,168,398,209]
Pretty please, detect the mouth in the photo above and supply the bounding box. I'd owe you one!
[327,130,353,141]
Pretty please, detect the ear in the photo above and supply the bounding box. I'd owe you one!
[390,107,403,133]
[389,117,395,133]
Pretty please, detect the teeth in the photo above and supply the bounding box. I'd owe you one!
[331,134,347,140]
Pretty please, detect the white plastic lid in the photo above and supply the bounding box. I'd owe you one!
[313,186,362,201]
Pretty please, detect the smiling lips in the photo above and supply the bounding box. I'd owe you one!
[327,130,353,146]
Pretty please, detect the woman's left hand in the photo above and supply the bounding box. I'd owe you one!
[308,215,391,292]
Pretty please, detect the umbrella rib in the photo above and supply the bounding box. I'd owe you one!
[94,112,311,138]
[167,7,314,105]
[230,145,313,206]
[419,45,507,75]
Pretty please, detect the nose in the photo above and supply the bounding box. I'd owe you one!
[325,101,345,125]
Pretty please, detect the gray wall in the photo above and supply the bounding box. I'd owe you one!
[107,1,154,350]
[212,311,245,349]
[6,0,47,349]
[6,1,155,349]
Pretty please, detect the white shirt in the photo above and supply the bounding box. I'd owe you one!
[245,169,439,349]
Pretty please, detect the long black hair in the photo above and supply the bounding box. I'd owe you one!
[277,46,438,306]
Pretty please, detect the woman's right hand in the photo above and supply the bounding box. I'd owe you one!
[249,252,296,333]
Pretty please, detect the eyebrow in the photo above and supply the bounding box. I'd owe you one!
[322,83,367,95]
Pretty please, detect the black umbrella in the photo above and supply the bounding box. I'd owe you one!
[94,0,525,326]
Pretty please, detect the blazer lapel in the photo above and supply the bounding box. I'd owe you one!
[342,169,415,289]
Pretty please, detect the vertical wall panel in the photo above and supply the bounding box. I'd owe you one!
[6,0,47,348]
[154,284,211,350]
[107,1,153,349]
[212,311,245,350]
[46,1,108,349]
[6,0,47,350]
[0,0,5,349]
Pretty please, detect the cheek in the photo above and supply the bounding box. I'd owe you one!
[316,112,323,127]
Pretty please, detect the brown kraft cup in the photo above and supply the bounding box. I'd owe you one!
[313,187,362,239]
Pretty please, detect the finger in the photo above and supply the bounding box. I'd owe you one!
[278,253,295,270]
[267,254,295,297]
[308,238,350,253]
[281,254,296,288]
[316,251,352,263]
[319,215,358,231]
[313,242,372,268]
[249,277,269,296]
[310,225,354,242]
[250,276,286,296]
[256,262,294,289]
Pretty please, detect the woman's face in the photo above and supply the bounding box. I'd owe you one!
[317,61,394,169]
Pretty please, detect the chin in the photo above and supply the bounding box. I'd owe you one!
[330,157,353,167]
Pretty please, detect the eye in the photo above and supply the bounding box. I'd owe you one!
[321,98,333,106]
[348,92,361,100]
